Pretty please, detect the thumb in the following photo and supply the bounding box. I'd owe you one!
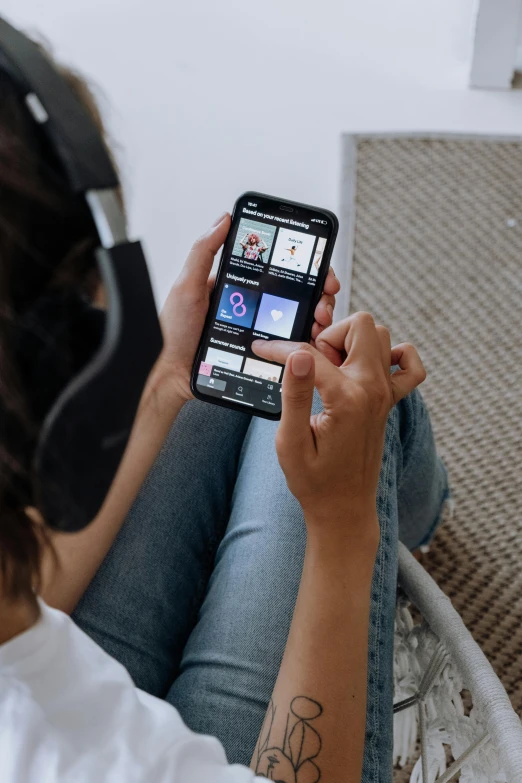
[180,213,231,287]
[278,350,316,457]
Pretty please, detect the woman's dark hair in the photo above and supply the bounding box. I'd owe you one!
[0,44,117,600]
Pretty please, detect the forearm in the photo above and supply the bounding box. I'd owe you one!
[40,367,185,613]
[251,518,379,783]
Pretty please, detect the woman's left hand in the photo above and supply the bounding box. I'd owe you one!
[152,212,341,406]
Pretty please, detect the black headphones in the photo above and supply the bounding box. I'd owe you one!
[0,17,163,532]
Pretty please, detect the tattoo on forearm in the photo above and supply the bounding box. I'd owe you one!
[255,696,323,782]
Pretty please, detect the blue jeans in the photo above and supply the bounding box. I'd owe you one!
[73,391,448,783]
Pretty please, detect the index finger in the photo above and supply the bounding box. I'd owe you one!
[252,339,341,395]
[179,213,231,286]
[252,339,313,366]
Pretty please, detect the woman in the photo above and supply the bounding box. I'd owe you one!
[0,39,448,783]
[240,232,268,261]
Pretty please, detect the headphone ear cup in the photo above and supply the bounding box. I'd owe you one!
[35,241,162,532]
[16,290,106,425]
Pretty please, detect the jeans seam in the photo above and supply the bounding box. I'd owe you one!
[366,440,395,783]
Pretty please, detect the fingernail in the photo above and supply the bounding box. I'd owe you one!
[326,304,334,319]
[212,212,228,227]
[252,339,267,352]
[291,352,313,378]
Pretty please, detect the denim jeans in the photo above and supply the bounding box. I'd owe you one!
[73,390,448,783]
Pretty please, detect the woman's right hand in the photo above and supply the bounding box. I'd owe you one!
[252,313,425,539]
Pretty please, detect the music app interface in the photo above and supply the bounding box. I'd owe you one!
[196,196,332,415]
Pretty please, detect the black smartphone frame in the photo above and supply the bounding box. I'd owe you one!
[190,191,339,420]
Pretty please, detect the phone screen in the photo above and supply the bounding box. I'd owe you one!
[192,192,338,419]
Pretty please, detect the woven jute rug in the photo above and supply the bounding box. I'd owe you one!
[339,134,522,770]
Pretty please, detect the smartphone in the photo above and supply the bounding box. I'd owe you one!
[190,192,338,420]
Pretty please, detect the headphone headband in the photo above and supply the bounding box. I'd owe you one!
[0,17,118,193]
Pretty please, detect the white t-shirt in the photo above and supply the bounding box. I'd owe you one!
[0,599,265,782]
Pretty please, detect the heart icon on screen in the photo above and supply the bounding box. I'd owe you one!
[271,310,283,322]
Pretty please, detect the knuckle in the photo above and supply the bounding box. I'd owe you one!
[335,315,351,329]
[339,381,365,408]
[353,311,375,326]
[347,379,388,411]
[286,387,312,408]
[294,342,313,354]
[416,365,427,384]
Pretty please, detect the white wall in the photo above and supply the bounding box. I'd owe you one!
[4,0,522,304]
[469,0,522,88]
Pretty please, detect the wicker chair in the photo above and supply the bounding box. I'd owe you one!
[393,543,522,783]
